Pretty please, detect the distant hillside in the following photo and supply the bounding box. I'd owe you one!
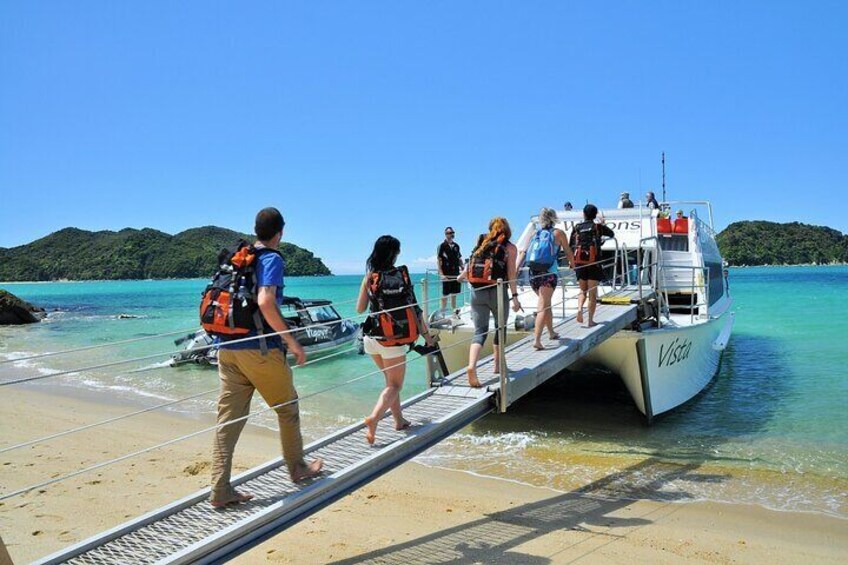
[717,221,848,266]
[0,226,331,281]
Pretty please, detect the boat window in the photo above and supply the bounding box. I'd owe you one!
[306,305,341,322]
[706,261,724,306]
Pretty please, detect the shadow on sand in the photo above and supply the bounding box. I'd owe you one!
[330,457,726,565]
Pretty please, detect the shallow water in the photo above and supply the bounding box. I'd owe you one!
[1,267,846,517]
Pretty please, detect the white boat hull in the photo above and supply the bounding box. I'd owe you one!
[584,308,734,419]
[432,301,734,421]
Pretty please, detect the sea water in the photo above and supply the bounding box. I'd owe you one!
[1,267,846,517]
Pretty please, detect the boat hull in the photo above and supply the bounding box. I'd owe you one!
[584,309,734,418]
[434,304,734,420]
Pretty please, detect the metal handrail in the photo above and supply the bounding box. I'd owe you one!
[659,199,714,229]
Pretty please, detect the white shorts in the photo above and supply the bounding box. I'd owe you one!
[362,335,407,359]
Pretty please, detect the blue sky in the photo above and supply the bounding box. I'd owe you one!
[2,1,845,273]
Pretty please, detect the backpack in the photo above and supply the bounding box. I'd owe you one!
[526,228,557,273]
[466,234,509,288]
[199,241,281,338]
[364,265,421,346]
[572,221,601,266]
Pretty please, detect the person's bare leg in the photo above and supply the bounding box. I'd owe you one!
[467,343,483,387]
[383,358,409,429]
[540,286,558,339]
[576,280,588,324]
[450,294,457,311]
[382,356,410,430]
[533,289,545,349]
[441,295,447,310]
[587,280,599,327]
[364,354,393,444]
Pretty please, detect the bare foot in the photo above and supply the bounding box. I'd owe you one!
[549,332,560,340]
[364,416,377,445]
[395,417,412,431]
[467,366,482,388]
[586,321,598,328]
[210,490,254,508]
[291,459,324,483]
[533,343,545,351]
[576,312,584,324]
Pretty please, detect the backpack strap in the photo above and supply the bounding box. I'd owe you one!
[252,245,283,355]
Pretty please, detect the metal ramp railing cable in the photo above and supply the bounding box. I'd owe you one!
[0,257,622,387]
[0,345,358,456]
[0,286,468,387]
[0,291,378,367]
[1,266,628,504]
[0,258,633,457]
[2,257,641,505]
[0,272,556,457]
[0,304,516,502]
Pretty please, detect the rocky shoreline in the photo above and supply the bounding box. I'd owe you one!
[0,289,45,324]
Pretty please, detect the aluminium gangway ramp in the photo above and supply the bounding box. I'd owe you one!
[36,293,650,565]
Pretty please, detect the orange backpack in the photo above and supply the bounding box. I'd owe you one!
[466,235,508,288]
[199,242,281,337]
[364,265,421,346]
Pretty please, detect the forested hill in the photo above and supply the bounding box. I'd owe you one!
[0,226,331,281]
[717,221,848,266]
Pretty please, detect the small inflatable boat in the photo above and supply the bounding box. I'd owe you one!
[171,297,360,367]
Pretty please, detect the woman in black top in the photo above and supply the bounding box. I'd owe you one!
[570,204,615,327]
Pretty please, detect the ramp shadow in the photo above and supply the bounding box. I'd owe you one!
[330,457,724,565]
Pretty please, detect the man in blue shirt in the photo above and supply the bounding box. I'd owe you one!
[210,207,323,507]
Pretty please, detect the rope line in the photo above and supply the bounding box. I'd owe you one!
[0,321,504,501]
[0,256,618,368]
[0,272,626,501]
[0,262,619,388]
[0,269,586,452]
[0,345,358,455]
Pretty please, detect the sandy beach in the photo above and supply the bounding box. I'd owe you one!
[1,387,845,564]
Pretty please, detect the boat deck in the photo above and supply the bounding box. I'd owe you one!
[37,289,653,565]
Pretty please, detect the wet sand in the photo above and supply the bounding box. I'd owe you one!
[1,387,846,564]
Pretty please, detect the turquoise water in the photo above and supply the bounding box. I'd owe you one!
[1,267,846,517]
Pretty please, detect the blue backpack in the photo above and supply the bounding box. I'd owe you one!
[527,228,557,273]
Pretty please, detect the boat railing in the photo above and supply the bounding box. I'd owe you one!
[656,264,710,324]
[636,236,666,327]
[660,199,714,229]
[424,234,627,322]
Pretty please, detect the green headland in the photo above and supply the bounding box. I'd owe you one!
[0,226,331,281]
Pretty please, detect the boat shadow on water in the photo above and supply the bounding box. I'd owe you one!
[330,457,725,565]
[468,332,791,460]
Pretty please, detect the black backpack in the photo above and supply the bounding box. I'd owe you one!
[572,222,601,266]
[363,265,421,346]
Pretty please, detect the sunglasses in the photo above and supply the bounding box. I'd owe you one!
[445,232,455,236]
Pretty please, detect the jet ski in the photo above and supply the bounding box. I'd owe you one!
[171,297,360,367]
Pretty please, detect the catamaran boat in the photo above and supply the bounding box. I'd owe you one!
[171,297,360,367]
[426,201,734,421]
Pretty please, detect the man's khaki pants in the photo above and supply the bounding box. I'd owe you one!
[211,348,304,503]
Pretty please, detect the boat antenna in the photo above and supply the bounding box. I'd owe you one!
[661,151,667,202]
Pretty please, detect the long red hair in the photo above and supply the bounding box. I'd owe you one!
[474,217,511,256]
